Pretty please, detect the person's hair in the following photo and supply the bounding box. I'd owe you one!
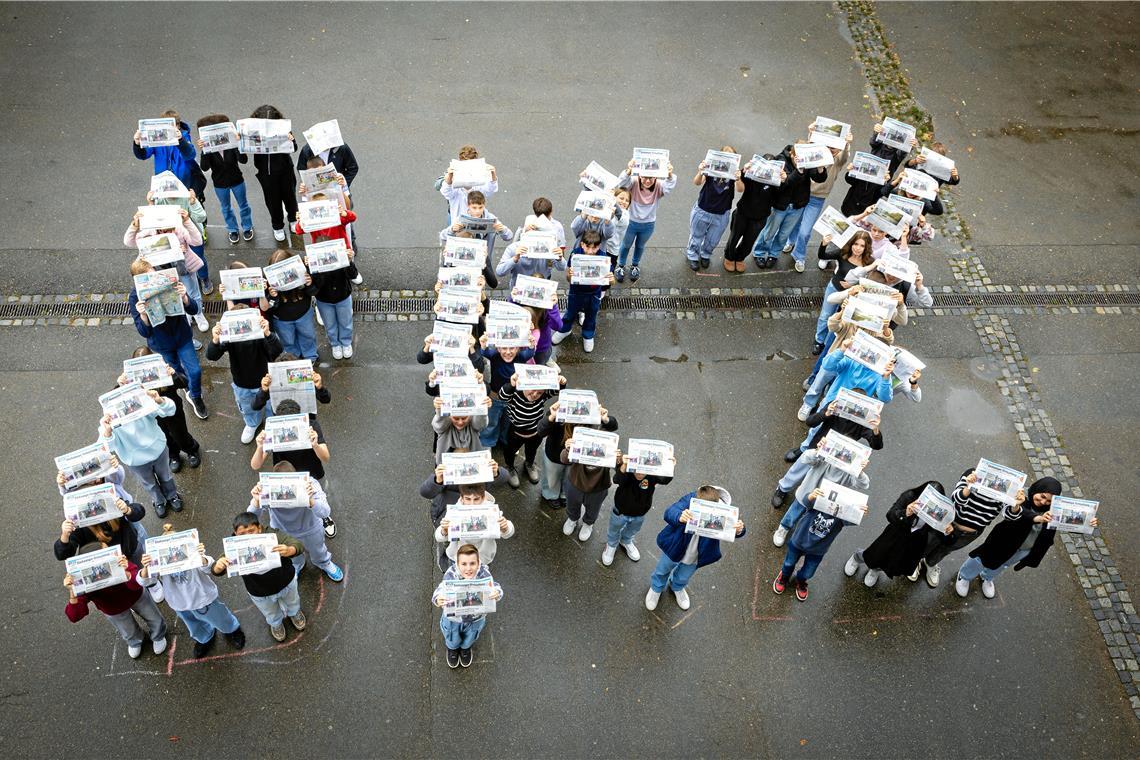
[232,512,261,531]
[929,141,947,156]
[229,261,248,270]
[274,399,302,416]
[131,346,154,359]
[310,192,328,201]
[467,190,486,206]
[268,248,293,265]
[456,543,480,560]
[130,259,154,276]
[613,187,630,201]
[251,104,285,120]
[77,540,108,555]
[161,522,176,535]
[458,483,486,498]
[273,461,296,473]
[455,231,474,239]
[195,113,229,128]
[721,144,737,154]
[852,386,866,395]
[841,231,874,265]
[580,230,603,247]
[88,520,121,545]
[277,351,299,362]
[527,305,548,330]
[458,144,478,160]
[696,485,721,500]
[532,197,553,217]
[161,109,180,123]
[561,423,576,447]
[306,157,326,169]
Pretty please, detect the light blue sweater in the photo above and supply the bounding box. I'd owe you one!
[102,397,175,467]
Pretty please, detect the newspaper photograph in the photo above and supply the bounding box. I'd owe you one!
[817,430,873,477]
[919,147,956,182]
[744,154,784,186]
[305,239,350,273]
[580,160,619,192]
[848,151,891,185]
[99,382,159,428]
[812,206,857,248]
[516,364,559,391]
[887,193,925,226]
[66,545,127,595]
[432,356,477,388]
[258,471,311,509]
[556,389,601,424]
[198,121,239,154]
[123,353,172,390]
[445,504,502,541]
[866,198,908,238]
[430,321,472,356]
[135,204,184,233]
[149,170,190,199]
[437,286,483,325]
[841,296,890,334]
[858,291,899,322]
[792,142,834,170]
[268,359,317,415]
[625,439,675,478]
[302,183,345,209]
[574,189,616,221]
[136,232,185,268]
[897,168,939,201]
[442,450,494,485]
[972,458,1028,506]
[302,118,344,154]
[442,577,497,619]
[832,388,884,428]
[443,236,488,268]
[1047,496,1099,535]
[569,428,619,468]
[810,116,851,150]
[63,482,121,528]
[262,255,308,292]
[138,117,180,148]
[632,147,670,178]
[484,315,532,348]
[144,528,201,577]
[685,498,739,542]
[219,266,266,300]
[299,164,341,193]
[877,251,918,283]
[55,441,114,489]
[814,478,869,525]
[878,117,916,151]
[223,533,282,577]
[236,118,293,154]
[448,157,492,189]
[460,217,495,242]
[297,200,340,233]
[702,149,742,179]
[518,230,560,260]
[437,265,482,289]
[440,381,488,417]
[845,330,895,374]
[570,254,611,286]
[263,413,312,453]
[133,271,184,325]
[511,274,558,309]
[891,347,926,383]
[218,307,264,344]
[914,484,955,532]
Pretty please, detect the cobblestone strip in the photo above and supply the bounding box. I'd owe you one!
[839,0,1140,718]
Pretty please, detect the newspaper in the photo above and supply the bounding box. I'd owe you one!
[136,204,184,233]
[516,364,559,391]
[144,529,201,576]
[443,236,488,268]
[63,482,121,528]
[1048,497,1098,535]
[832,388,884,428]
[297,200,340,233]
[123,353,172,390]
[133,271,184,326]
[518,230,560,260]
[263,413,312,452]
[138,117,180,147]
[442,450,494,485]
[305,239,350,273]
[442,577,497,619]
[848,151,891,185]
[792,142,834,170]
[263,255,308,292]
[878,251,918,283]
[511,274,558,309]
[866,198,908,238]
[972,458,1027,506]
[136,232,184,268]
[891,347,926,383]
[300,164,341,193]
[460,214,497,239]
[150,170,190,199]
[570,254,611,286]
[858,277,898,297]
[580,160,619,192]
[812,206,856,248]
[842,296,890,333]
[744,155,784,186]
[268,359,317,415]
[437,266,482,289]
[440,380,488,417]
[817,430,872,477]
[487,300,531,320]
[857,291,899,322]
[198,121,239,154]
[55,441,115,489]
[887,193,925,226]
[236,118,293,154]
[702,149,742,179]
[258,471,310,509]
[574,189,616,221]
[897,168,939,201]
[878,117,916,151]
[218,307,263,344]
[433,356,477,387]
[430,321,472,356]
[556,389,601,424]
[445,504,502,540]
[625,439,675,477]
[99,382,159,427]
[219,267,266,300]
[632,147,670,178]
[66,545,127,595]
[484,314,532,348]
[810,116,851,150]
[685,498,739,542]
[437,286,482,325]
[914,484,955,531]
[303,118,344,154]
[814,478,868,525]
[223,533,282,577]
[569,428,619,467]
[845,330,894,374]
[919,147,956,182]
[448,158,492,189]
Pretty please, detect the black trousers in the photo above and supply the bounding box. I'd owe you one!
[160,407,199,459]
[724,208,769,261]
[256,170,299,230]
[503,430,541,470]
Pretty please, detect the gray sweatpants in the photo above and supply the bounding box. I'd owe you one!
[125,447,178,505]
[106,594,168,647]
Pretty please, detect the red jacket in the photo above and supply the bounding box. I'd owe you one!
[65,561,143,621]
[294,209,357,251]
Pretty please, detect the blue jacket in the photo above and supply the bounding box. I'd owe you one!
[819,352,894,407]
[132,120,206,193]
[655,491,746,569]
[128,290,199,354]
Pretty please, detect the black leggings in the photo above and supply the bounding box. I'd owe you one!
[503,430,541,470]
[724,209,769,261]
[256,170,299,230]
[160,407,199,459]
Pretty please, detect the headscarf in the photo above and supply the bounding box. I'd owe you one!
[1024,476,1062,512]
[890,480,944,513]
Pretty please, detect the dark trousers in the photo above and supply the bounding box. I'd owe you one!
[923,528,982,567]
[160,407,199,459]
[503,430,541,470]
[724,209,769,261]
[256,171,298,230]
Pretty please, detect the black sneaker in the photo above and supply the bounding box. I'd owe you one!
[630,265,641,282]
[199,278,214,296]
[446,648,460,669]
[811,341,825,356]
[242,228,255,241]
[614,265,626,283]
[558,497,568,510]
[458,648,473,668]
[187,451,202,468]
[228,231,240,245]
[192,634,215,659]
[225,627,246,649]
[771,488,789,509]
[189,395,208,420]
[766,257,778,269]
[688,260,699,271]
[153,500,168,519]
[169,456,183,473]
[322,516,336,538]
[783,448,802,463]
[437,549,450,572]
[699,258,711,269]
[168,492,184,513]
[542,497,562,510]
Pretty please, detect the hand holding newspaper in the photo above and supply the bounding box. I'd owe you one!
[449,158,492,189]
[972,458,1027,506]
[625,439,675,477]
[268,359,317,415]
[518,230,560,260]
[866,198,908,238]
[437,286,483,325]
[305,240,350,273]
[443,236,488,268]
[236,118,293,155]
[66,545,127,595]
[809,116,851,149]
[138,118,180,148]
[263,255,308,292]
[55,442,115,489]
[99,382,159,428]
[831,388,884,428]
[814,478,868,525]
[569,428,619,467]
[430,321,472,356]
[702,149,742,179]
[218,308,264,344]
[258,471,311,509]
[198,121,239,154]
[844,331,895,375]
[442,451,494,485]
[685,498,739,542]
[914,485,955,531]
[442,577,497,619]
[223,533,282,577]
[744,154,784,186]
[150,171,190,199]
[848,151,891,185]
[262,414,313,453]
[440,380,488,417]
[63,483,121,528]
[891,347,926,384]
[878,117,916,151]
[816,430,873,477]
[437,266,482,289]
[433,356,477,387]
[918,147,956,182]
[444,504,502,540]
[877,251,918,283]
[897,168,939,201]
[842,297,890,334]
[812,206,856,248]
[574,189,616,221]
[511,274,558,309]
[298,200,341,232]
[219,267,266,300]
[570,254,611,286]
[792,142,834,170]
[556,389,601,424]
[632,147,670,178]
[580,160,619,192]
[516,364,559,391]
[1047,497,1098,535]
[123,353,173,390]
[144,529,202,576]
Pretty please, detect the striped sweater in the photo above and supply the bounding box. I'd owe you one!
[497,383,557,436]
[951,474,1015,532]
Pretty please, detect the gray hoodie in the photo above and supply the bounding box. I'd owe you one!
[794,450,871,506]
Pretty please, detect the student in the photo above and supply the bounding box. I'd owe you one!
[722,154,781,272]
[955,477,1069,599]
[435,493,515,566]
[247,463,345,582]
[535,399,618,510]
[646,485,744,610]
[218,260,272,315]
[196,113,253,244]
[615,157,677,282]
[296,202,360,360]
[431,543,502,668]
[772,484,868,602]
[132,109,208,211]
[139,525,245,659]
[845,481,952,588]
[124,348,201,472]
[212,513,307,642]
[906,141,960,187]
[570,208,615,251]
[297,136,359,187]
[206,309,282,444]
[99,384,184,519]
[751,142,828,270]
[251,354,332,413]
[441,190,513,277]
[602,452,675,567]
[265,249,320,364]
[551,231,616,353]
[477,334,536,449]
[809,230,874,355]
[431,396,490,464]
[840,122,918,216]
[440,144,498,221]
[559,433,621,541]
[245,104,298,242]
[64,543,167,659]
[128,259,209,420]
[788,125,853,271]
[605,188,632,281]
[685,147,743,270]
[525,305,562,366]
[421,462,506,570]
[163,187,214,296]
[498,371,566,487]
[124,204,210,335]
[498,201,568,286]
[55,496,146,564]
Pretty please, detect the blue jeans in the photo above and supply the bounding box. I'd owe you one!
[650,553,699,593]
[249,576,301,627]
[798,423,823,454]
[814,281,840,345]
[479,397,508,447]
[606,511,646,548]
[179,272,204,314]
[789,196,826,263]
[440,614,486,650]
[190,244,210,281]
[232,383,266,429]
[779,498,809,531]
[157,339,203,398]
[752,203,805,260]
[273,308,319,362]
[213,182,253,234]
[802,367,837,412]
[780,544,824,582]
[958,550,1030,583]
[804,332,838,389]
[686,205,731,262]
[540,453,566,501]
[315,295,354,348]
[778,459,815,494]
[561,288,601,339]
[176,598,241,644]
[618,219,655,267]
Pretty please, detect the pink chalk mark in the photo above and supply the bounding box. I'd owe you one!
[175,631,308,666]
[166,635,176,675]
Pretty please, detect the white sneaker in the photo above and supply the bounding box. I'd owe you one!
[844,553,860,577]
[981,579,996,599]
[782,242,794,254]
[926,562,942,588]
[315,308,325,326]
[794,260,805,273]
[149,583,164,604]
[351,274,364,285]
[954,576,969,598]
[907,563,922,582]
[578,312,585,326]
[562,518,576,536]
[551,330,571,346]
[796,403,811,422]
[331,345,344,360]
[342,345,354,359]
[645,588,661,610]
[583,338,595,353]
[194,313,210,332]
[127,643,143,659]
[621,541,641,561]
[240,425,258,444]
[801,377,811,391]
[601,545,616,566]
[152,637,168,655]
[578,523,593,541]
[674,588,691,610]
[273,228,286,242]
[863,569,880,588]
[817,258,830,270]
[772,525,788,547]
